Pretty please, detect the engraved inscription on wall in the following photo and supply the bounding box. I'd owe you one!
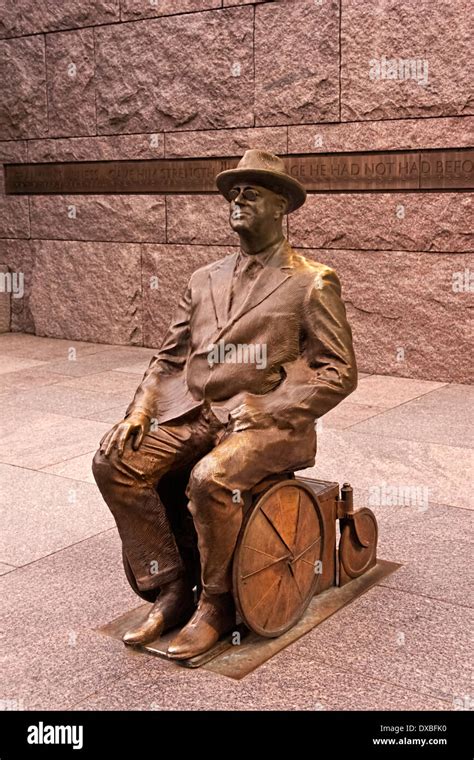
[4,150,473,195]
[287,152,473,191]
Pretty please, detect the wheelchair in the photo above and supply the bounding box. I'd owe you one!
[122,465,378,639]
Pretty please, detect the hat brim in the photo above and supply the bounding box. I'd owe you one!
[215,167,306,214]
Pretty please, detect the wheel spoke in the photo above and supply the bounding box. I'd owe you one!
[291,536,321,563]
[262,575,283,628]
[241,554,291,580]
[248,572,282,614]
[242,545,281,562]
[300,557,319,568]
[260,506,293,554]
[287,562,303,600]
[278,486,301,548]
[294,490,302,550]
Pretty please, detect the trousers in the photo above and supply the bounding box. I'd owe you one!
[92,403,316,595]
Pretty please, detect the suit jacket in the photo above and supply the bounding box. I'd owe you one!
[126,239,357,432]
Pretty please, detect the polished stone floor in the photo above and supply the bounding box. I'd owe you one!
[0,333,472,711]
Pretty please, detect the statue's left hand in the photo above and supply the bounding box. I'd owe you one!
[99,411,150,458]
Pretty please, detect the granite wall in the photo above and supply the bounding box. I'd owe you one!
[0,0,472,382]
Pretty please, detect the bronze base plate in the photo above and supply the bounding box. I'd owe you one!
[98,559,400,679]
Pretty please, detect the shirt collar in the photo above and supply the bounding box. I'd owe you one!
[237,238,289,271]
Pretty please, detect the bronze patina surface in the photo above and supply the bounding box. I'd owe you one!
[91,149,382,662]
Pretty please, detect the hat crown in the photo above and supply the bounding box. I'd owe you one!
[215,148,306,213]
[236,149,286,176]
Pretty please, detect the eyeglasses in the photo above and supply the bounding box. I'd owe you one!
[228,187,259,202]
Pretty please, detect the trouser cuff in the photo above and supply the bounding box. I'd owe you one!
[135,566,185,592]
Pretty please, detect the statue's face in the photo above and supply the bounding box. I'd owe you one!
[228,183,285,234]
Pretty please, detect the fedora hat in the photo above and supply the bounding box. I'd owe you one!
[216,149,306,213]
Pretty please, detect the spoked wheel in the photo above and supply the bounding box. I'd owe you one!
[233,480,325,638]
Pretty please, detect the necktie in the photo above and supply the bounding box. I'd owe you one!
[229,256,261,317]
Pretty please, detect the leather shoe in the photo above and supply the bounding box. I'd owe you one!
[167,592,235,660]
[123,577,195,646]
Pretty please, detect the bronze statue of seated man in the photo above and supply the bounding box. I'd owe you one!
[92,150,357,660]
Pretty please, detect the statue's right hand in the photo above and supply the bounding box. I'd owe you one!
[99,411,151,458]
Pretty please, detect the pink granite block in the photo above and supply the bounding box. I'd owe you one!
[0,412,110,470]
[0,529,145,710]
[0,332,114,360]
[74,650,450,710]
[142,243,237,347]
[29,195,166,243]
[27,133,165,162]
[0,0,119,39]
[0,141,28,194]
[29,240,143,345]
[0,191,30,239]
[303,248,473,384]
[290,193,474,252]
[348,375,446,409]
[341,0,474,121]
[351,383,474,448]
[0,239,35,333]
[165,126,288,158]
[41,451,97,483]
[300,428,473,509]
[288,116,474,154]
[0,461,113,564]
[57,370,142,396]
[120,0,221,21]
[0,356,47,375]
[0,383,132,421]
[224,0,269,5]
[46,345,156,377]
[85,404,134,424]
[0,366,71,395]
[0,262,10,333]
[112,361,154,375]
[321,401,385,430]
[0,141,28,164]
[255,0,340,126]
[0,563,15,575]
[282,586,472,704]
[374,502,473,605]
[0,36,47,139]
[45,29,96,137]
[166,195,236,245]
[95,7,254,134]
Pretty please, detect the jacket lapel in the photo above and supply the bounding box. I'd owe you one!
[210,241,294,340]
[225,266,291,327]
[209,252,239,329]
